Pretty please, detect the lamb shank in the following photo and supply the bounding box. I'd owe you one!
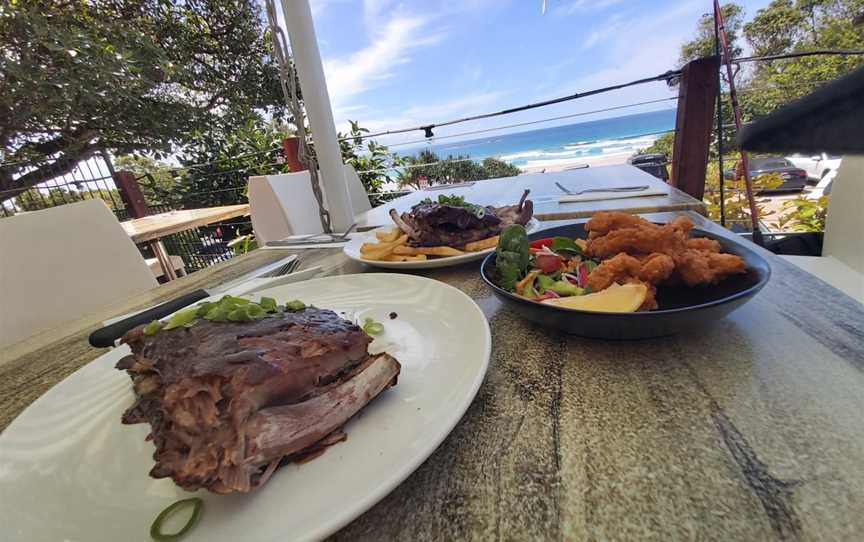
[389,189,533,247]
[117,307,401,494]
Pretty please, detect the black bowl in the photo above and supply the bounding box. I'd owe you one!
[480,222,771,339]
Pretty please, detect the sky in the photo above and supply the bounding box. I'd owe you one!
[302,0,772,145]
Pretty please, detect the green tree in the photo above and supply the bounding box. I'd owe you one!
[175,118,292,209]
[14,185,123,212]
[481,157,522,178]
[740,0,864,118]
[1,0,284,203]
[397,151,522,189]
[679,3,746,65]
[338,120,403,194]
[114,154,178,207]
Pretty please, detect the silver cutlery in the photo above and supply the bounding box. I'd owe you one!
[287,223,357,243]
[555,182,650,196]
[90,255,305,347]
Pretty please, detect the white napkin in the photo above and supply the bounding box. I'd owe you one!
[558,187,668,203]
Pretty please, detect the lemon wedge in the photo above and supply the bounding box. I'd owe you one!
[541,282,647,312]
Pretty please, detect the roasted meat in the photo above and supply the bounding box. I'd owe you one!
[116,307,401,494]
[390,189,533,247]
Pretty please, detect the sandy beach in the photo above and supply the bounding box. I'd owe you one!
[518,151,633,174]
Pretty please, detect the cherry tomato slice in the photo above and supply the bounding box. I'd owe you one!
[529,238,554,250]
[535,253,562,273]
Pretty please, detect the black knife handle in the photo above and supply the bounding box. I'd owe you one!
[88,289,210,348]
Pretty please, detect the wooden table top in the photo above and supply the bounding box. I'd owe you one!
[2,211,863,540]
[356,165,705,228]
[120,204,250,243]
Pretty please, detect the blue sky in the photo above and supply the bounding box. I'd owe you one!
[305,0,772,144]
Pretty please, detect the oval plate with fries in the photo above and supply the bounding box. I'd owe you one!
[344,218,540,269]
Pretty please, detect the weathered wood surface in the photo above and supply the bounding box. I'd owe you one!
[3,212,864,541]
[119,204,250,243]
[357,165,706,228]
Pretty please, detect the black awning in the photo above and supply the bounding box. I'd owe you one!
[737,65,864,154]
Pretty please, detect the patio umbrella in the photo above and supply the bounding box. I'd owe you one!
[275,0,354,232]
[737,65,864,154]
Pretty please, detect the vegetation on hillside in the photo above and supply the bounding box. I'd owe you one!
[647,0,861,231]
[1,0,284,202]
[396,150,521,190]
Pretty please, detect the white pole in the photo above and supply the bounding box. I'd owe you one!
[279,0,353,231]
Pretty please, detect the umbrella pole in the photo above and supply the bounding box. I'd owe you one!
[279,0,354,232]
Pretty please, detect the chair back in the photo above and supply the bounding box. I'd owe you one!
[0,199,157,348]
[248,164,368,244]
[822,156,864,274]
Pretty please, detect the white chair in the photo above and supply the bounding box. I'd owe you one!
[782,155,864,303]
[0,199,158,348]
[248,164,367,244]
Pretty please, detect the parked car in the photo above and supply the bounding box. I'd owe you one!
[723,156,808,193]
[628,153,669,181]
[786,153,842,183]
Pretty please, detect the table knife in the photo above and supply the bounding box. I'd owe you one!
[88,256,318,348]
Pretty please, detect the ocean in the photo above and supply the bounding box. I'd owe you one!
[396,108,676,171]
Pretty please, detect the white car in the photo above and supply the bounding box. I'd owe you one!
[786,153,842,183]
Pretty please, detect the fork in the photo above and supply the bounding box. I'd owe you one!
[291,223,357,243]
[261,255,302,277]
[555,182,650,196]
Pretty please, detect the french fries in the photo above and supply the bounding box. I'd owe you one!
[360,234,408,260]
[464,235,499,252]
[393,245,465,257]
[375,227,401,242]
[361,228,498,261]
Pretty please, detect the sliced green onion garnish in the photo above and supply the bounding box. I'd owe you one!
[150,498,203,541]
[162,308,199,330]
[143,320,163,336]
[362,317,384,336]
[285,299,306,311]
[259,296,278,312]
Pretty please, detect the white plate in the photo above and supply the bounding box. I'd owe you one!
[344,218,541,269]
[0,274,491,542]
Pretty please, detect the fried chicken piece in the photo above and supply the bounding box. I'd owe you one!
[638,253,676,284]
[587,253,640,291]
[675,250,747,286]
[686,237,721,253]
[585,212,747,303]
[586,253,673,311]
[669,215,695,236]
[585,212,652,239]
[586,222,688,259]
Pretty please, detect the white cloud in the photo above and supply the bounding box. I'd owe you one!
[322,8,444,115]
[554,0,626,16]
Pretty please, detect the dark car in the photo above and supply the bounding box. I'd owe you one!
[628,153,669,181]
[723,156,808,193]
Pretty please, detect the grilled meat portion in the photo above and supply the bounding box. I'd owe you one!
[390,189,533,247]
[117,308,401,494]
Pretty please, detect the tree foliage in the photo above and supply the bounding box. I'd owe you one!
[396,150,521,190]
[14,185,123,212]
[338,121,403,194]
[174,118,291,209]
[679,3,746,65]
[0,0,284,202]
[114,154,177,206]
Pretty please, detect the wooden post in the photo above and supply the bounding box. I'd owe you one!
[113,170,149,218]
[671,56,720,200]
[282,137,306,172]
